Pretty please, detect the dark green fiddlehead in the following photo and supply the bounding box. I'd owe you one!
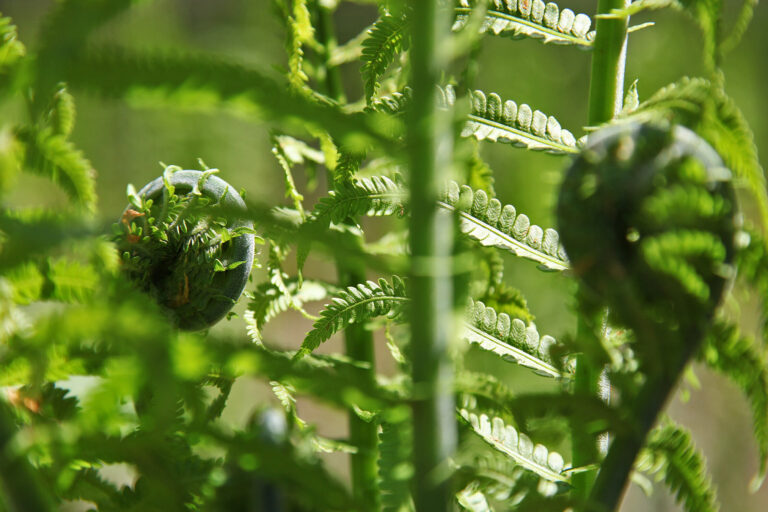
[114,168,256,330]
[557,122,737,510]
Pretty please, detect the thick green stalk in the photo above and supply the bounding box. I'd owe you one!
[408,2,456,511]
[0,402,56,512]
[315,2,345,103]
[574,0,630,503]
[587,0,630,126]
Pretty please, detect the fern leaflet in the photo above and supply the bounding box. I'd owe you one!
[378,414,414,512]
[296,276,409,358]
[15,127,97,212]
[310,175,406,226]
[454,0,595,48]
[361,13,410,103]
[636,421,719,512]
[440,181,569,271]
[459,408,569,483]
[245,278,334,342]
[701,321,768,485]
[465,299,564,379]
[0,14,25,75]
[463,89,580,154]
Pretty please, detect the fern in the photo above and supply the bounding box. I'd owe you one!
[378,414,414,512]
[14,127,96,212]
[464,89,580,154]
[625,77,768,229]
[310,175,407,226]
[454,0,595,48]
[62,45,390,149]
[464,299,565,379]
[296,276,409,358]
[459,408,569,483]
[636,421,719,512]
[245,278,334,342]
[456,484,492,512]
[440,181,569,271]
[700,321,768,485]
[361,13,410,103]
[0,14,25,76]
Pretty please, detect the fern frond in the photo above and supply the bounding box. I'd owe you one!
[625,77,768,230]
[636,422,719,512]
[0,14,25,75]
[456,484,492,512]
[454,0,595,48]
[310,175,406,226]
[440,181,569,271]
[701,321,768,484]
[459,408,569,483]
[15,127,96,212]
[296,276,409,358]
[245,278,333,342]
[47,257,99,303]
[63,45,390,149]
[47,84,76,137]
[361,13,410,103]
[378,415,414,512]
[463,89,580,154]
[464,299,564,379]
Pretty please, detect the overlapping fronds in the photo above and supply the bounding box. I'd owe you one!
[296,276,409,357]
[701,321,768,485]
[15,127,96,212]
[637,422,719,512]
[459,408,569,483]
[361,13,410,102]
[61,46,393,149]
[454,0,595,48]
[378,414,414,512]
[457,484,492,512]
[463,89,580,154]
[440,181,569,271]
[464,299,564,379]
[310,175,406,226]
[245,278,334,342]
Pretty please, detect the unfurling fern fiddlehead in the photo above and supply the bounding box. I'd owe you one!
[557,121,737,510]
[114,168,256,330]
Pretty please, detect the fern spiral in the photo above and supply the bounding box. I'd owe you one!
[558,122,736,356]
[114,168,255,330]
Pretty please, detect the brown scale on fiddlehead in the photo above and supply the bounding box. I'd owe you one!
[557,122,737,510]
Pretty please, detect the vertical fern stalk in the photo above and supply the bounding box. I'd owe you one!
[313,2,377,507]
[573,0,630,502]
[408,1,457,511]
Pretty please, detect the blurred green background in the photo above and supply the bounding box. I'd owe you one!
[1,0,767,510]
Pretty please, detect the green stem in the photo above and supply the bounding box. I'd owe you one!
[0,402,56,512]
[313,2,376,507]
[574,0,630,503]
[337,261,380,510]
[408,2,456,512]
[315,2,345,103]
[587,0,630,126]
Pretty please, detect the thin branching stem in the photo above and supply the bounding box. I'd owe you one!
[408,2,456,511]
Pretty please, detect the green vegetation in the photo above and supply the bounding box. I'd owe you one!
[0,1,766,511]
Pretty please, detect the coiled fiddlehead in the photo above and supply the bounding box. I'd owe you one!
[114,169,255,330]
[557,122,737,510]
